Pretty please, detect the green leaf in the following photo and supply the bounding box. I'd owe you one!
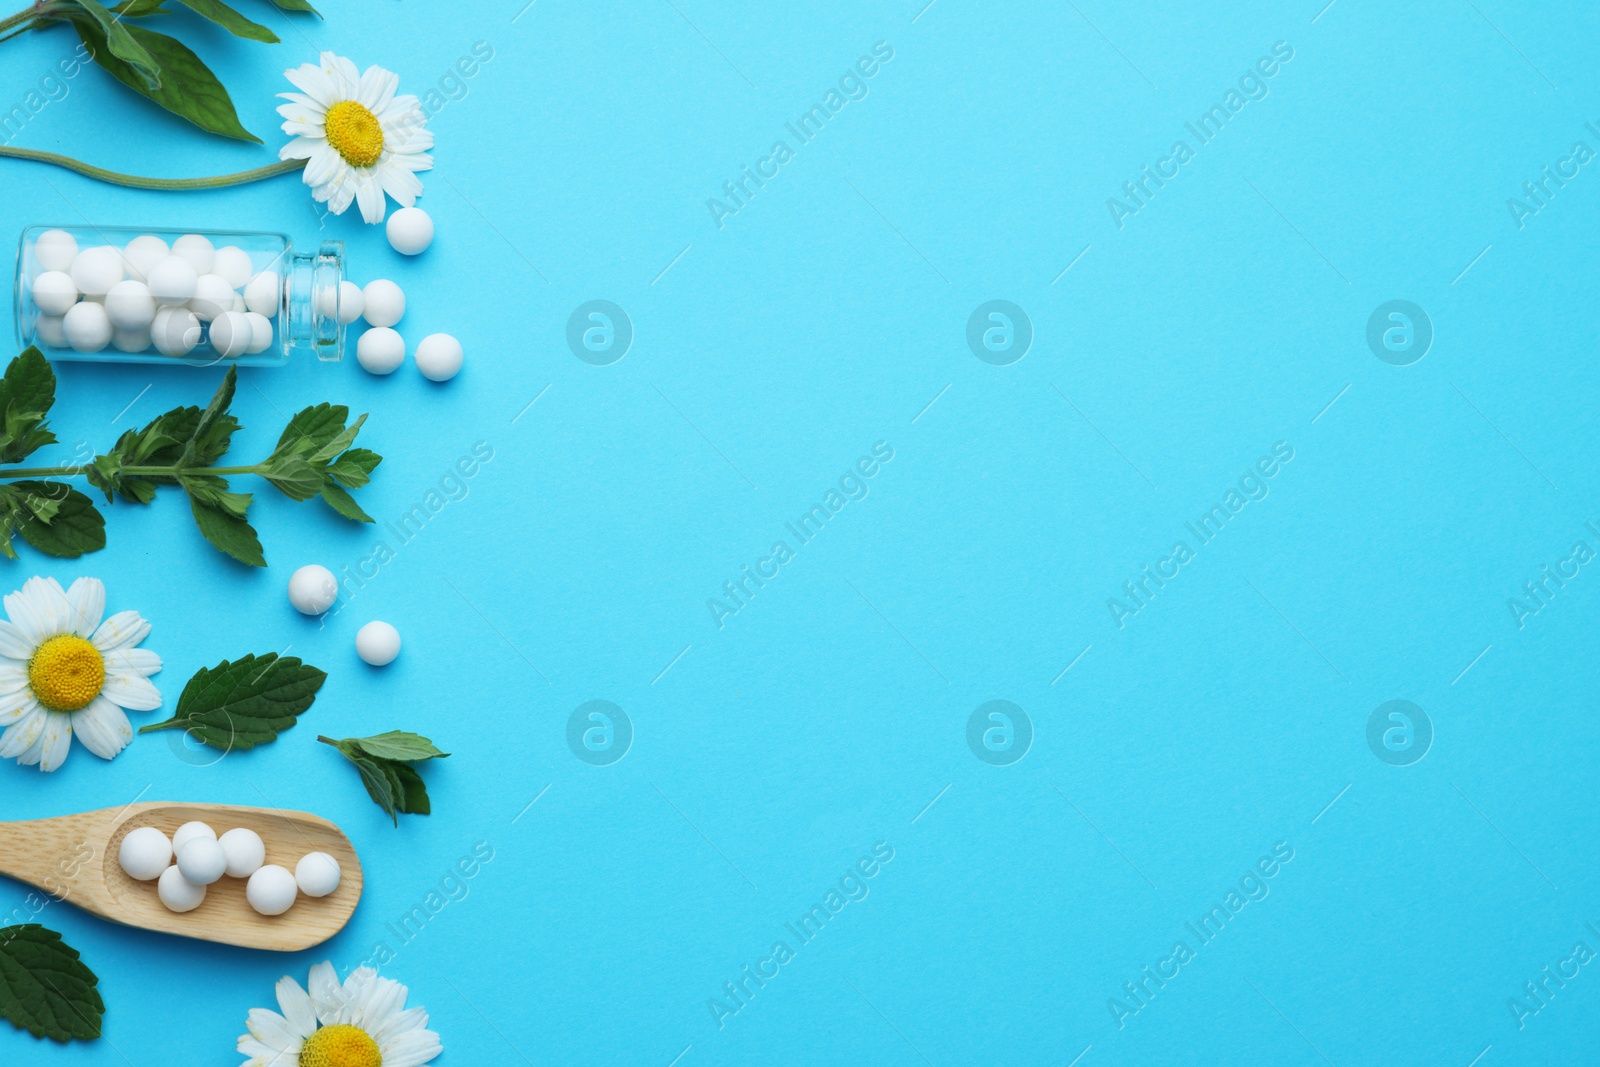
[318,480,372,523]
[188,496,264,566]
[309,413,365,465]
[174,0,278,42]
[261,456,323,502]
[341,731,450,763]
[327,448,381,489]
[320,732,445,824]
[11,484,106,559]
[272,404,350,461]
[71,0,162,89]
[267,0,320,14]
[138,653,326,748]
[0,924,103,1042]
[182,367,238,467]
[70,18,260,143]
[0,349,58,465]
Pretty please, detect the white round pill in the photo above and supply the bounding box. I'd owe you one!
[355,621,401,665]
[176,836,227,885]
[122,235,169,282]
[288,564,338,615]
[295,852,342,897]
[316,279,364,325]
[212,245,252,288]
[62,302,111,353]
[32,271,77,315]
[70,245,125,298]
[147,256,198,305]
[356,326,405,375]
[362,279,405,327]
[386,207,434,255]
[190,274,234,322]
[33,229,77,272]
[218,827,266,878]
[157,865,206,913]
[415,333,463,381]
[34,315,66,348]
[246,864,298,916]
[112,325,152,354]
[171,820,216,853]
[208,310,253,359]
[152,307,201,357]
[244,271,280,317]
[171,234,215,274]
[104,279,156,330]
[117,826,171,881]
[244,312,274,355]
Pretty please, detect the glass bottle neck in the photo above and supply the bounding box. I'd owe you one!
[285,240,345,361]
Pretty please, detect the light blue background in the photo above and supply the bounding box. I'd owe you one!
[3,0,1599,1063]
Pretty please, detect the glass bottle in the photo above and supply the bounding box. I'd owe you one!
[13,225,346,367]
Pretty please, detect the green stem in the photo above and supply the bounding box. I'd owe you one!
[0,148,304,190]
[0,4,51,38]
[0,464,263,479]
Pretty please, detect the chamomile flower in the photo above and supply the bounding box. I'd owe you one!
[277,52,434,224]
[0,576,160,773]
[238,962,442,1067]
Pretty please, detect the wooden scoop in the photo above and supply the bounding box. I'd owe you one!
[0,801,361,951]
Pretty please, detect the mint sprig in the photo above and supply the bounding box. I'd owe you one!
[0,349,382,566]
[319,732,449,825]
[139,653,327,749]
[0,924,103,1042]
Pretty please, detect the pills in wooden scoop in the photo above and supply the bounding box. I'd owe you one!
[133,819,341,916]
[295,852,342,897]
[246,865,298,916]
[117,826,171,881]
[219,827,265,878]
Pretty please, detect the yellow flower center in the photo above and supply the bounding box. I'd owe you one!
[324,100,384,168]
[299,1024,381,1067]
[28,635,104,712]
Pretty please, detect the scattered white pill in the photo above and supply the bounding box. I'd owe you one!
[33,229,77,272]
[152,307,201,357]
[176,836,227,885]
[171,820,216,853]
[157,865,206,913]
[118,826,172,881]
[122,235,169,282]
[244,271,280,317]
[171,234,215,274]
[208,310,253,359]
[212,245,252,288]
[288,564,338,615]
[218,827,266,878]
[386,207,434,255]
[362,279,405,327]
[62,302,111,353]
[356,326,405,375]
[31,271,77,315]
[104,279,156,330]
[246,864,298,916]
[70,245,125,298]
[415,333,463,381]
[112,325,152,354]
[316,279,364,325]
[147,256,198,305]
[190,274,234,321]
[355,621,402,665]
[35,315,66,348]
[295,852,342,897]
[244,311,274,355]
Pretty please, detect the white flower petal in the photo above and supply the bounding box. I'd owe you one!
[284,63,337,108]
[7,577,69,643]
[378,1027,442,1067]
[91,610,150,651]
[0,619,36,659]
[358,66,398,114]
[302,145,346,190]
[326,53,361,98]
[243,1008,303,1062]
[0,706,45,757]
[71,697,131,760]
[307,961,343,1024]
[274,976,318,1038]
[354,173,387,224]
[31,710,71,771]
[104,648,160,677]
[0,694,37,727]
[353,975,406,1031]
[370,1005,428,1044]
[101,671,162,712]
[65,577,105,637]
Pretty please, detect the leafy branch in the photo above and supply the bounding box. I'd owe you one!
[0,347,381,566]
[319,731,448,824]
[0,0,318,143]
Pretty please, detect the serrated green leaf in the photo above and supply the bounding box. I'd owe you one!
[188,496,264,566]
[174,0,277,42]
[11,484,105,559]
[182,367,238,467]
[309,413,365,465]
[327,447,381,489]
[320,732,444,824]
[0,924,103,1042]
[272,404,350,461]
[0,349,57,465]
[138,653,326,748]
[72,0,161,88]
[261,456,323,502]
[350,755,398,823]
[343,730,450,762]
[318,480,372,523]
[69,18,260,142]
